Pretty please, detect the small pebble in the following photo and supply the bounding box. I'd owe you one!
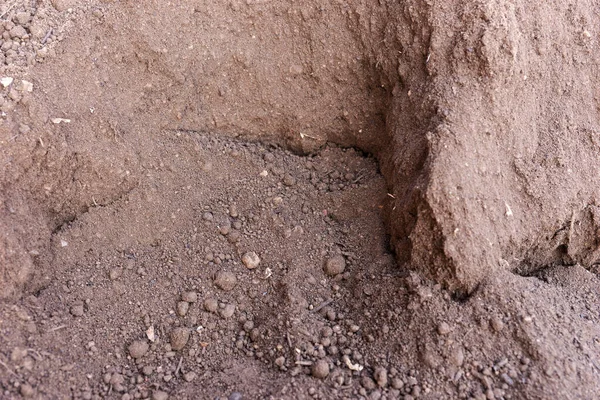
[152,390,169,400]
[374,367,388,387]
[170,327,190,351]
[490,316,504,332]
[361,376,377,390]
[220,304,236,319]
[109,267,123,280]
[177,301,190,317]
[128,340,149,359]
[214,271,237,291]
[204,298,219,313]
[20,383,34,397]
[181,291,198,303]
[437,322,451,335]
[241,252,261,269]
[312,359,329,379]
[228,392,243,400]
[70,304,85,317]
[324,255,346,277]
[184,371,197,382]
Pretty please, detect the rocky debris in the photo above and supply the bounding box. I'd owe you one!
[128,340,149,359]
[324,255,346,277]
[311,359,329,379]
[109,267,123,280]
[437,321,451,335]
[241,252,260,269]
[219,303,236,319]
[176,301,189,316]
[170,327,190,351]
[70,302,84,317]
[181,291,198,302]
[152,390,169,400]
[204,298,219,313]
[20,383,35,397]
[214,270,237,291]
[373,367,388,387]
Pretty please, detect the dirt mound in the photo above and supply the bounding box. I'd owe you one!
[1,0,600,398]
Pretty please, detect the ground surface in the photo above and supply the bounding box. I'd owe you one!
[1,1,600,399]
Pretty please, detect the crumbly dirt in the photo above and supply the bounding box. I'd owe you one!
[1,1,600,399]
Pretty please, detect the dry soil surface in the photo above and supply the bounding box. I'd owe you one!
[1,1,600,400]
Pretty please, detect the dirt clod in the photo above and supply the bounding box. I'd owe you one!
[152,390,169,400]
[128,340,149,359]
[204,298,219,313]
[241,252,261,269]
[181,291,198,303]
[170,328,190,351]
[324,255,346,277]
[311,359,330,379]
[214,271,237,291]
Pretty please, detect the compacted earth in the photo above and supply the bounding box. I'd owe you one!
[1,1,600,399]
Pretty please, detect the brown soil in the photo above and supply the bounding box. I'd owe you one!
[1,1,600,399]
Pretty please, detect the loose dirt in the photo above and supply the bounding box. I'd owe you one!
[1,1,600,399]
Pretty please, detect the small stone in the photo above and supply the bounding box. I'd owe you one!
[170,327,190,351]
[228,393,243,400]
[227,231,241,243]
[0,77,13,87]
[312,359,329,379]
[275,356,285,368]
[18,123,30,135]
[241,252,261,269]
[289,64,303,75]
[283,174,296,186]
[183,371,196,382]
[450,346,464,367]
[9,25,27,39]
[202,212,213,221]
[109,267,123,280]
[181,291,198,303]
[437,322,451,335]
[220,304,236,319]
[361,376,377,390]
[10,347,27,362]
[391,377,404,390]
[16,12,32,25]
[229,204,239,218]
[214,271,237,291]
[20,383,34,397]
[204,298,219,313]
[324,255,346,277]
[70,304,84,317]
[374,367,388,387]
[152,390,169,400]
[176,301,189,316]
[128,340,149,359]
[490,316,504,332]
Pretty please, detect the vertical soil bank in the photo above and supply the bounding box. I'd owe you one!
[2,0,600,296]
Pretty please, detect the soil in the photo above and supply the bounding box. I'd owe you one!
[1,1,600,399]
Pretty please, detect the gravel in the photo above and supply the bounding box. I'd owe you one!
[241,252,261,269]
[311,359,330,379]
[324,255,346,277]
[181,291,198,303]
[128,340,149,359]
[214,271,237,291]
[170,327,190,351]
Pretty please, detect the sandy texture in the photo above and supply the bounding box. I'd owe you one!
[1,0,600,399]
